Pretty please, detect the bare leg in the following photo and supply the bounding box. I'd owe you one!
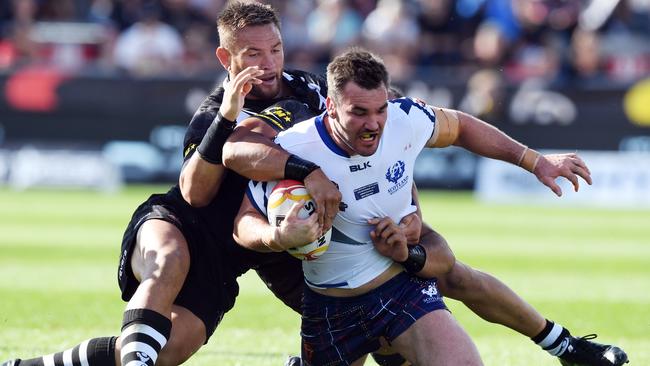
[119,219,192,366]
[114,305,206,366]
[391,310,482,366]
[418,226,546,338]
[437,260,546,337]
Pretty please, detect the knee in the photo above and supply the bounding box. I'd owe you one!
[134,223,191,283]
[158,243,190,277]
[438,261,475,296]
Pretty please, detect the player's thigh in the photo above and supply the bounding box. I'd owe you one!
[391,309,482,366]
[131,219,190,283]
[158,305,207,366]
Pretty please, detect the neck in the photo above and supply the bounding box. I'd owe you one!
[324,115,361,156]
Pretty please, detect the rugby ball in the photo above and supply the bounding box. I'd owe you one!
[267,179,331,261]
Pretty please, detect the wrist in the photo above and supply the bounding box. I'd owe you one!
[518,147,541,173]
[221,109,238,122]
[262,227,284,252]
[196,112,236,164]
[285,154,320,181]
[398,244,426,274]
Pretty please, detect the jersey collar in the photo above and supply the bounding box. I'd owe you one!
[315,113,350,158]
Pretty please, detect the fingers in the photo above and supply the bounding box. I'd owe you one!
[304,171,341,232]
[220,67,263,120]
[399,214,413,228]
[231,66,263,95]
[571,155,591,176]
[571,162,592,186]
[324,199,340,231]
[286,200,305,220]
[369,217,405,245]
[314,199,325,231]
[541,176,562,197]
[369,217,393,239]
[563,170,580,192]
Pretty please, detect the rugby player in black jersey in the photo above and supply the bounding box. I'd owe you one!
[1,4,338,366]
[2,2,627,366]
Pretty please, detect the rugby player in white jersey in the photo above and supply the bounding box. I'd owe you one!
[231,49,627,366]
[238,48,483,366]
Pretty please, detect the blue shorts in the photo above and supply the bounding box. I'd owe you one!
[300,272,447,366]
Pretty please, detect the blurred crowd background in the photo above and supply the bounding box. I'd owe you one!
[1,0,648,85]
[0,0,649,203]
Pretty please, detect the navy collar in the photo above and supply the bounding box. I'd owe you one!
[315,114,350,158]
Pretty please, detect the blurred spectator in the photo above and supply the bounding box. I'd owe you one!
[281,0,321,70]
[160,0,209,34]
[362,0,420,82]
[37,0,78,21]
[458,68,506,122]
[0,23,39,69]
[473,21,508,67]
[0,0,39,69]
[560,27,604,85]
[113,1,184,76]
[596,0,650,82]
[181,22,215,76]
[0,0,646,84]
[415,0,480,66]
[306,0,363,61]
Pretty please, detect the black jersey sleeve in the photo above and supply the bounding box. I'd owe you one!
[182,70,326,162]
[284,69,328,113]
[182,87,225,161]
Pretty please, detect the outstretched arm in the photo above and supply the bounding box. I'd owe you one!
[428,108,592,196]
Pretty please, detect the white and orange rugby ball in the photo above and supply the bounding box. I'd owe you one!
[267,179,331,261]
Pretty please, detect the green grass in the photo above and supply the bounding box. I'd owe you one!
[1,186,648,365]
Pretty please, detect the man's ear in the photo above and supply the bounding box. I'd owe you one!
[326,96,337,119]
[216,47,231,71]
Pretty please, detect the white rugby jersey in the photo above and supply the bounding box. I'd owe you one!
[247,98,438,289]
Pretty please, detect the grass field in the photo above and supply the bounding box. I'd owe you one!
[0,185,648,365]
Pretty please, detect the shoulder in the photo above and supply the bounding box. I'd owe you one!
[275,116,319,147]
[283,69,327,112]
[388,97,437,125]
[191,86,225,120]
[284,69,327,89]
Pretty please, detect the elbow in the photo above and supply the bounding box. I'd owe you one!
[437,246,456,276]
[221,141,237,170]
[179,178,211,208]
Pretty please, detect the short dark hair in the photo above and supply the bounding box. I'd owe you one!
[326,48,389,101]
[217,2,281,50]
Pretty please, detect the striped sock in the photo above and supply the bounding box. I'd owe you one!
[6,337,117,366]
[532,320,571,357]
[119,309,171,366]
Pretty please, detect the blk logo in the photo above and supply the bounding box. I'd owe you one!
[349,162,372,172]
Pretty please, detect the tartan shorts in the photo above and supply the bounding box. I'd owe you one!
[301,271,447,366]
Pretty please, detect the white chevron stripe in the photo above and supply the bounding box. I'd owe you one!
[43,354,55,366]
[121,323,167,348]
[79,339,90,366]
[62,348,73,366]
[538,323,563,348]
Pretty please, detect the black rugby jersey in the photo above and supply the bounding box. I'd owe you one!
[166,69,326,274]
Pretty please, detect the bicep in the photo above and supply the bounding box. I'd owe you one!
[426,107,460,148]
